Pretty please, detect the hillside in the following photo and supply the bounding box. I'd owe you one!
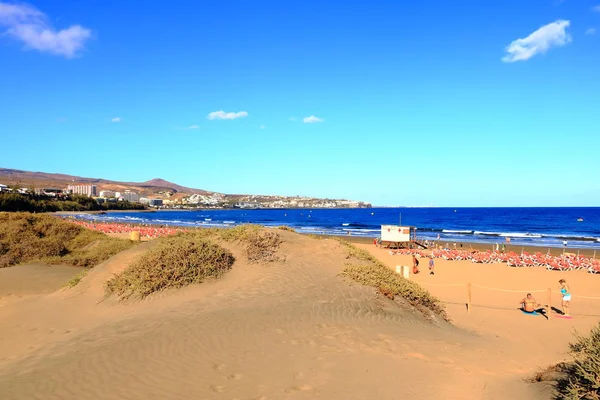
[0,168,371,208]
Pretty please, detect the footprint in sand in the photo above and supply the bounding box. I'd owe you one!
[406,352,429,361]
[227,374,243,380]
[214,364,227,371]
[284,385,312,393]
[210,385,226,393]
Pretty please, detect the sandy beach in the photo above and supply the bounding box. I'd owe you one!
[0,230,599,399]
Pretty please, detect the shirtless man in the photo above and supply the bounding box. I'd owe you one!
[519,293,546,314]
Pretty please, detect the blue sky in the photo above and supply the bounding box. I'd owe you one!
[1,1,599,207]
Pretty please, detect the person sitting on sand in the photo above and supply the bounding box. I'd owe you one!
[519,293,546,314]
[559,279,571,316]
[412,255,420,274]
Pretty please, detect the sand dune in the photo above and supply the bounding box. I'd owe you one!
[0,232,582,399]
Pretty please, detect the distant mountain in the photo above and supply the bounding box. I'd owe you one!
[136,178,212,195]
[0,167,371,208]
[0,168,213,197]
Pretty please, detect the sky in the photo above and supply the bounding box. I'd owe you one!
[1,1,599,207]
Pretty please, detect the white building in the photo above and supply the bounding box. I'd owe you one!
[121,191,139,202]
[67,184,97,197]
[99,190,116,198]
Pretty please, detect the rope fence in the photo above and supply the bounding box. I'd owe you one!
[416,280,600,319]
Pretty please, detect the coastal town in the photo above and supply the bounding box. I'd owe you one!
[0,182,371,209]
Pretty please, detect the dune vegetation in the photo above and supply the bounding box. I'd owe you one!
[554,322,600,399]
[0,212,135,269]
[334,238,449,322]
[105,225,284,299]
[105,232,236,299]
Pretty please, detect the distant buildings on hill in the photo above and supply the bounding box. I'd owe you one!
[67,184,97,197]
[1,182,369,209]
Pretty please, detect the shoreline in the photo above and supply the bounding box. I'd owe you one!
[55,210,600,253]
[341,235,600,258]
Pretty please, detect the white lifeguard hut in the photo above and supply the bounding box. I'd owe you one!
[379,225,426,249]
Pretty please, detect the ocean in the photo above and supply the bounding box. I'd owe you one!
[72,207,600,249]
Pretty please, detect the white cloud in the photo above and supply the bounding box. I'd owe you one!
[207,110,248,120]
[111,117,121,123]
[0,2,91,58]
[303,115,324,123]
[186,124,199,130]
[593,5,600,12]
[586,28,597,35]
[502,20,571,63]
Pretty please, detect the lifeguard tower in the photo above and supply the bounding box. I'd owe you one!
[379,225,427,249]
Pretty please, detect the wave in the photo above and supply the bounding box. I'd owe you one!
[223,221,236,224]
[472,231,542,238]
[442,230,473,234]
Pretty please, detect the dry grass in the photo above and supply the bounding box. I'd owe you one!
[105,232,235,299]
[0,212,135,269]
[335,238,449,322]
[526,363,566,383]
[64,269,89,288]
[246,230,283,263]
[211,225,284,264]
[277,226,295,232]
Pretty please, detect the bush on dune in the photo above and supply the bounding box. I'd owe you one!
[555,323,600,399]
[212,224,284,263]
[0,212,135,269]
[105,232,235,299]
[335,238,449,322]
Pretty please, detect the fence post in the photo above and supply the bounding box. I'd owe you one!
[467,282,472,313]
[547,288,551,321]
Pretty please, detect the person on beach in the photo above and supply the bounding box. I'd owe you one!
[559,279,571,316]
[412,255,420,274]
[563,240,568,248]
[428,256,435,275]
[519,293,546,315]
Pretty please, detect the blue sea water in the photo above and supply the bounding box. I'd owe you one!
[74,207,600,249]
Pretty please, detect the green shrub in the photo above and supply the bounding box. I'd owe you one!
[0,212,135,268]
[336,238,448,321]
[105,233,235,299]
[555,323,600,399]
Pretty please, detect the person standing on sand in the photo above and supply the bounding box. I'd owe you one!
[559,279,571,316]
[412,255,420,274]
[428,256,435,275]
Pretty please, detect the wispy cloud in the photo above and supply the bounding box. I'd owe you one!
[207,110,248,120]
[303,115,324,123]
[586,27,597,35]
[0,2,92,58]
[592,5,600,12]
[186,124,199,130]
[502,20,571,63]
[111,117,121,123]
